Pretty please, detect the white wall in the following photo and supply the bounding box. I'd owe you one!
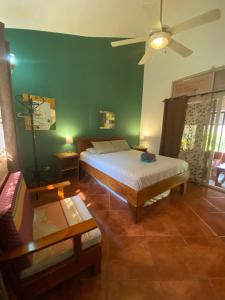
[140,0,225,153]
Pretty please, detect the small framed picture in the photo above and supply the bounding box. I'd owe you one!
[99,110,115,129]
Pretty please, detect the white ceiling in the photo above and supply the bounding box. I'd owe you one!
[0,0,223,38]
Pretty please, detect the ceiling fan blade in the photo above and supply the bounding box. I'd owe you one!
[168,39,193,57]
[150,0,163,32]
[143,1,160,31]
[171,8,221,35]
[111,37,147,47]
[138,48,151,65]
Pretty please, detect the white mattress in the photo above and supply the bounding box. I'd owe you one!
[80,150,188,191]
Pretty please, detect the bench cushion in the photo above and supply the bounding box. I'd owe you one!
[61,196,101,249]
[20,196,101,279]
[0,172,33,270]
[20,201,73,279]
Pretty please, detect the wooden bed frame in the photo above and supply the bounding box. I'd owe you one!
[77,137,189,223]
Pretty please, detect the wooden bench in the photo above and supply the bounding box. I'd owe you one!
[0,172,101,299]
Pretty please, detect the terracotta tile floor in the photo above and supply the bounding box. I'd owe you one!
[36,176,225,300]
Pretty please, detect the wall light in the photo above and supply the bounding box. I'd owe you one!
[8,53,16,70]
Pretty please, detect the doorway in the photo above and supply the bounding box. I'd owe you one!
[209,95,225,189]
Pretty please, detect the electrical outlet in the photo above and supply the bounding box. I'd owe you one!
[42,166,51,171]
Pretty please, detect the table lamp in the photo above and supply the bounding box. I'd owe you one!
[65,136,73,153]
[140,135,145,145]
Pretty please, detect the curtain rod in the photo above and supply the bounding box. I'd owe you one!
[162,88,225,102]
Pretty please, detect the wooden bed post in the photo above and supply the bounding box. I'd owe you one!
[180,182,187,194]
[91,256,101,275]
[128,204,142,224]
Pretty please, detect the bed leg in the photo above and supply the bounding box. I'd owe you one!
[180,182,187,194]
[91,259,101,275]
[128,204,141,224]
[79,167,86,179]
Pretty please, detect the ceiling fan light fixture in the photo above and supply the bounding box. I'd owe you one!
[149,32,170,49]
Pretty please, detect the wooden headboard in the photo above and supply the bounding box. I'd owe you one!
[76,137,123,153]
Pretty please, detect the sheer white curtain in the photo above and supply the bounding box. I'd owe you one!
[179,94,217,183]
[173,68,225,185]
[0,22,19,177]
[0,108,7,186]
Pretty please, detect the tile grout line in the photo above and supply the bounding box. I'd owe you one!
[179,196,219,237]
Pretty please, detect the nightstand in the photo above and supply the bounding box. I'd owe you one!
[54,152,79,182]
[131,146,148,152]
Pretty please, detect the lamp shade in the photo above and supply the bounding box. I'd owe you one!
[149,32,170,50]
[65,136,73,144]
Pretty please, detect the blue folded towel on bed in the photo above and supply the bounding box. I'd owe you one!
[141,152,156,163]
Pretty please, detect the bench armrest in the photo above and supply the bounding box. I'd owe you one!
[0,219,97,265]
[28,181,71,200]
[29,181,71,193]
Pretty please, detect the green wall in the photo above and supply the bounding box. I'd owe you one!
[5,29,144,182]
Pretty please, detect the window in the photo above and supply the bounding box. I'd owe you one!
[172,73,214,98]
[172,68,225,153]
[210,97,225,152]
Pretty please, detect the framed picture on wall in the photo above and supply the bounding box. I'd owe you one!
[99,110,115,129]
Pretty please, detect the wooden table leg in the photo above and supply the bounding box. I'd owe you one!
[215,168,221,187]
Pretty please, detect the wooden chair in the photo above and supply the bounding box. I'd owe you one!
[211,152,225,181]
[0,172,101,299]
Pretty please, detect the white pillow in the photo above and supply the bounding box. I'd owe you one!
[111,140,130,151]
[86,148,97,154]
[92,141,115,154]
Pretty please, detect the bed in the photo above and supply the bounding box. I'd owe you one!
[77,137,189,223]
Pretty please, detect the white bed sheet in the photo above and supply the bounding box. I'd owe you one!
[80,149,188,191]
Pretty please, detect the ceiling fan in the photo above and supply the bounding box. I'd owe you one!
[111,0,221,65]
